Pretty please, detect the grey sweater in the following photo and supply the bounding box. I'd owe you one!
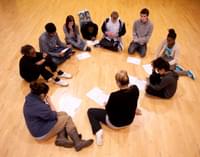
[39,32,66,57]
[149,71,178,98]
[132,19,153,45]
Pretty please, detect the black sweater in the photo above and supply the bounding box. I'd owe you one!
[106,85,139,127]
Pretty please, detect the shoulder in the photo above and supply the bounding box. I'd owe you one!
[39,32,47,41]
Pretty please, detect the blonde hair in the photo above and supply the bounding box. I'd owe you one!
[115,70,129,86]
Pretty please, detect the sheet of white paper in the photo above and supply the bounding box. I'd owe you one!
[129,75,147,91]
[58,95,81,118]
[143,64,153,75]
[86,40,99,46]
[127,57,141,65]
[51,89,81,118]
[76,52,91,60]
[86,87,109,106]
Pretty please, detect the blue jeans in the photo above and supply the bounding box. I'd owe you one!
[51,47,71,65]
[128,41,147,57]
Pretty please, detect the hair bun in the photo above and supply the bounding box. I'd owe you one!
[169,28,175,34]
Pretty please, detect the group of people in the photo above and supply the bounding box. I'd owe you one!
[20,8,196,152]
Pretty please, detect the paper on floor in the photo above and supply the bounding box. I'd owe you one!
[76,52,91,60]
[51,89,81,118]
[143,64,153,75]
[86,87,109,106]
[127,57,141,65]
[129,75,147,91]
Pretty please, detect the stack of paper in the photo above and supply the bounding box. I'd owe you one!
[51,89,81,118]
[76,52,91,60]
[86,87,109,106]
[143,64,153,75]
[127,57,141,65]
[129,75,147,91]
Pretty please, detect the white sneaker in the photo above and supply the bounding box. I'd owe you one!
[54,79,69,87]
[58,72,72,79]
[96,129,103,146]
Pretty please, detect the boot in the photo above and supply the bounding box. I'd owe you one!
[68,129,93,151]
[55,129,74,148]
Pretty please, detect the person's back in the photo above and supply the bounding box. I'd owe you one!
[23,92,57,137]
[106,85,139,127]
[159,71,178,98]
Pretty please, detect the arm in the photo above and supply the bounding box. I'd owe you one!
[38,101,57,120]
[39,37,60,57]
[169,44,179,65]
[101,19,108,35]
[155,40,166,58]
[138,23,153,44]
[56,33,66,48]
[118,22,126,37]
[149,75,171,91]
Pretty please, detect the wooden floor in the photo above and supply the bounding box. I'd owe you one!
[0,0,200,156]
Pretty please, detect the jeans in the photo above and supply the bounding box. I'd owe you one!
[128,41,147,57]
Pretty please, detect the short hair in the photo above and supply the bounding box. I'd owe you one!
[21,44,34,55]
[140,8,149,16]
[152,57,170,71]
[111,11,119,19]
[45,22,56,33]
[167,28,177,40]
[30,81,49,95]
[115,70,129,86]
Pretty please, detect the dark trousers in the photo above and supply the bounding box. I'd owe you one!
[128,41,147,57]
[87,108,107,134]
[99,37,119,52]
[146,86,165,98]
[39,55,57,80]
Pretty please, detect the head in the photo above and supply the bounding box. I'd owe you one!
[152,57,170,75]
[45,23,56,36]
[66,15,75,31]
[140,8,149,23]
[30,81,49,100]
[111,11,119,23]
[115,70,129,88]
[167,29,176,47]
[21,44,36,57]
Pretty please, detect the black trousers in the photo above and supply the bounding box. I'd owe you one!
[146,86,165,98]
[38,55,57,80]
[87,108,107,134]
[99,37,119,51]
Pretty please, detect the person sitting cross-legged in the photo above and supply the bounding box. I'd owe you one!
[23,81,93,151]
[87,70,141,146]
[19,45,72,86]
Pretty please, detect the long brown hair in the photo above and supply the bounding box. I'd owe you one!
[65,15,76,33]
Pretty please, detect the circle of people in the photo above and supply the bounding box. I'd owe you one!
[20,8,196,152]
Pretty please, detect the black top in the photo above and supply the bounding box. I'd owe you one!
[81,21,98,40]
[106,85,139,127]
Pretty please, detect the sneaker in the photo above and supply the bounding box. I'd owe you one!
[58,72,73,79]
[187,70,195,80]
[175,65,184,72]
[54,79,69,87]
[96,129,103,146]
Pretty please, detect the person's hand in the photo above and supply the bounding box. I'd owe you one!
[91,37,96,41]
[66,44,72,48]
[35,58,45,65]
[43,53,48,58]
[59,51,65,57]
